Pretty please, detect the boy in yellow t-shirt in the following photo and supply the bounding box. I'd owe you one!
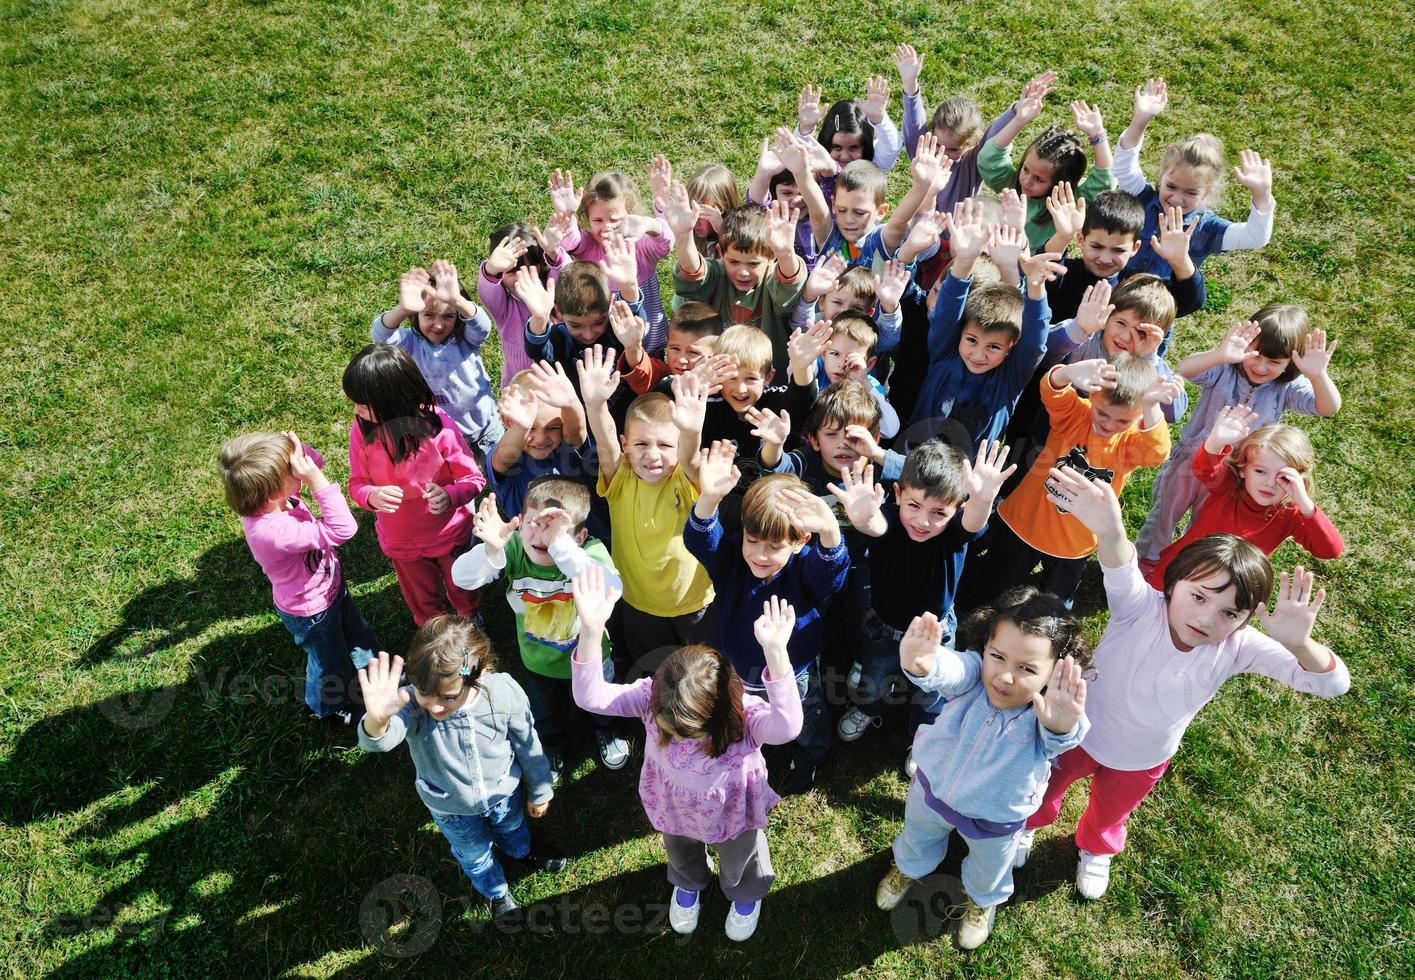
[960,353,1178,609]
[578,345,715,677]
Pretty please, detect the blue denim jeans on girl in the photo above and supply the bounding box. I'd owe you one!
[429,786,531,899]
[275,584,376,717]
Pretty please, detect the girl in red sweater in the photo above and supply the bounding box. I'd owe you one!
[1145,406,1342,588]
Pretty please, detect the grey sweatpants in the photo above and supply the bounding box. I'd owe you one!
[662,828,774,903]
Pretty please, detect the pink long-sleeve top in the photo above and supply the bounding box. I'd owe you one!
[347,407,485,559]
[477,257,568,384]
[1145,445,1344,588]
[571,649,802,843]
[560,216,674,349]
[241,447,357,617]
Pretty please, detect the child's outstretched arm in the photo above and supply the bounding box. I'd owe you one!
[598,230,642,304]
[1254,568,1342,677]
[1178,319,1260,380]
[897,613,977,697]
[776,128,833,251]
[858,74,903,171]
[827,461,888,537]
[662,180,704,278]
[451,494,520,590]
[1115,78,1166,195]
[766,198,804,282]
[961,441,1017,533]
[747,137,783,206]
[1042,182,1086,256]
[577,344,623,481]
[1045,465,1133,568]
[356,651,411,742]
[568,563,651,719]
[1228,149,1277,241]
[508,266,556,344]
[373,268,430,338]
[671,372,709,485]
[787,318,831,387]
[895,42,926,157]
[751,597,805,744]
[883,132,953,253]
[1291,327,1342,416]
[489,386,537,475]
[692,439,741,520]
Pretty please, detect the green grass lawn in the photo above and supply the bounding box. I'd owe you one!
[3,0,1414,975]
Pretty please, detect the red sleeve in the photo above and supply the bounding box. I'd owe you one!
[1290,505,1344,560]
[1192,445,1235,494]
[618,351,670,395]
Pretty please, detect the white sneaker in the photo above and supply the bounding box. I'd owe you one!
[955,898,996,950]
[836,707,881,742]
[724,900,761,941]
[903,747,917,779]
[847,660,863,694]
[668,888,700,934]
[1075,850,1112,900]
[595,728,629,770]
[1013,829,1037,869]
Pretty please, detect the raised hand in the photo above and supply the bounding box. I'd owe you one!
[1233,149,1273,197]
[576,344,621,405]
[843,423,883,464]
[963,440,1017,502]
[689,352,739,394]
[797,83,826,133]
[875,258,911,311]
[1017,69,1057,108]
[901,210,948,261]
[1132,77,1168,122]
[1150,205,1196,267]
[661,180,700,239]
[857,74,890,125]
[773,126,812,177]
[357,651,411,734]
[745,405,791,447]
[670,370,709,433]
[765,197,799,256]
[776,486,837,536]
[608,299,646,352]
[1046,182,1086,241]
[1133,321,1166,358]
[899,611,943,676]
[648,154,673,211]
[1141,375,1185,408]
[1044,465,1124,538]
[474,493,520,551]
[1292,328,1337,378]
[911,131,953,191]
[1255,567,1326,651]
[527,360,578,409]
[1012,81,1047,126]
[754,595,798,670]
[788,319,832,380]
[399,267,431,313]
[430,259,461,306]
[1033,656,1087,734]
[1075,280,1115,336]
[487,236,527,277]
[571,561,622,635]
[695,439,742,500]
[756,136,784,177]
[1217,320,1262,364]
[367,485,404,514]
[422,481,451,515]
[1277,467,1316,514]
[1206,404,1259,451]
[548,168,581,215]
[526,505,574,543]
[498,384,541,431]
[508,266,555,322]
[986,222,1028,273]
[894,42,925,96]
[1064,357,1119,394]
[998,187,1027,234]
[1070,100,1106,140]
[1020,250,1067,291]
[598,229,638,291]
[949,197,989,262]
[285,434,324,487]
[827,461,885,528]
[534,211,575,258]
[804,253,848,301]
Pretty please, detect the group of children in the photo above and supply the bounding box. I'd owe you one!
[217,61,1351,949]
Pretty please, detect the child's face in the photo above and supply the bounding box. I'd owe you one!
[820,287,871,322]
[832,187,887,242]
[980,619,1059,710]
[1101,309,1155,358]
[1159,165,1209,214]
[522,400,566,460]
[829,131,865,164]
[742,530,805,580]
[664,327,712,375]
[563,310,611,346]
[519,503,586,565]
[1240,447,1292,508]
[722,364,773,415]
[417,300,458,344]
[894,485,960,542]
[1079,229,1142,279]
[1166,573,1252,651]
[1019,150,1059,199]
[931,126,971,162]
[808,422,866,477]
[958,324,1017,374]
[586,200,627,242]
[413,675,475,720]
[1089,391,1143,437]
[619,418,679,484]
[722,245,772,292]
[774,179,803,215]
[1240,343,1290,386]
[822,334,876,384]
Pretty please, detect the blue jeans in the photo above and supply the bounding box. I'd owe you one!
[857,608,956,733]
[430,787,531,900]
[521,657,616,751]
[275,584,377,717]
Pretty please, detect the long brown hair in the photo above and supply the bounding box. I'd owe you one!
[648,645,744,757]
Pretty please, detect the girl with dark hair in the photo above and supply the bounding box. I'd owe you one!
[344,344,487,625]
[569,564,802,943]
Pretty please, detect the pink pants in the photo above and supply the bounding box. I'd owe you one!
[1026,746,1170,856]
[390,550,480,626]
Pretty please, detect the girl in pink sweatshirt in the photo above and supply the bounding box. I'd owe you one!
[344,345,487,625]
[569,565,802,943]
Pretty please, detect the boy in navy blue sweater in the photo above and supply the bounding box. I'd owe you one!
[684,441,848,795]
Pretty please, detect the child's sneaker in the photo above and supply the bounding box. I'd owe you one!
[875,861,913,911]
[595,729,630,770]
[955,898,995,950]
[724,900,761,941]
[903,747,917,780]
[519,842,567,874]
[847,660,863,695]
[548,748,565,788]
[668,888,700,934]
[836,707,881,743]
[489,893,522,928]
[1013,828,1037,869]
[1075,850,1112,900]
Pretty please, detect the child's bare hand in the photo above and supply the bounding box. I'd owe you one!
[499,384,541,431]
[844,423,883,463]
[1070,100,1106,140]
[754,595,798,666]
[1255,567,1325,651]
[399,267,431,313]
[1206,404,1259,450]
[358,651,411,731]
[856,74,890,125]
[367,485,404,513]
[527,505,574,542]
[773,127,812,177]
[548,168,581,215]
[598,230,638,291]
[765,198,799,256]
[1033,656,1087,734]
[985,223,1027,273]
[508,266,555,321]
[948,197,988,262]
[689,352,739,393]
[526,801,549,819]
[805,253,847,300]
[901,211,947,260]
[528,361,578,409]
[797,83,826,132]
[1218,320,1262,365]
[826,461,885,528]
[755,136,784,177]
[1045,182,1085,241]
[576,344,621,405]
[608,299,647,351]
[285,434,323,486]
[670,371,709,433]
[1276,468,1316,514]
[422,481,452,515]
[745,405,791,447]
[661,180,700,239]
[777,486,836,535]
[788,320,832,378]
[533,211,574,258]
[1233,149,1273,197]
[648,153,673,210]
[695,440,742,499]
[1133,322,1166,358]
[1075,280,1114,336]
[1044,465,1124,537]
[571,561,622,635]
[998,187,1026,234]
[1141,375,1185,407]
[430,259,461,306]
[1065,358,1119,394]
[1017,70,1057,109]
[1150,205,1196,267]
[1132,77,1168,121]
[875,258,912,311]
[1292,328,1337,378]
[894,42,924,96]
[963,440,1017,502]
[910,131,952,191]
[474,494,520,551]
[899,612,943,676]
[1020,250,1067,290]
[487,237,527,277]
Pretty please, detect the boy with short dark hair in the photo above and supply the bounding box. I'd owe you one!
[614,300,725,395]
